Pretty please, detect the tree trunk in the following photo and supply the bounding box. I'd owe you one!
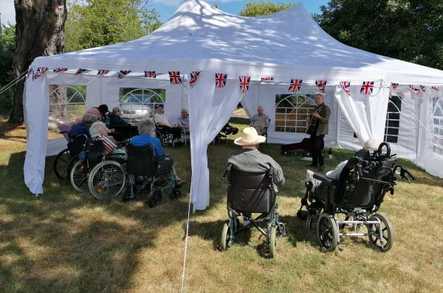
[9,0,67,123]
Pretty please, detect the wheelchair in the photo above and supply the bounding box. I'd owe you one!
[53,133,88,181]
[297,143,414,252]
[156,125,182,147]
[88,144,181,205]
[220,164,286,258]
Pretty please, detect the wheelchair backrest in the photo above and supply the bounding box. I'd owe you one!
[126,144,157,177]
[67,134,88,157]
[85,139,105,163]
[227,164,275,214]
[336,157,395,209]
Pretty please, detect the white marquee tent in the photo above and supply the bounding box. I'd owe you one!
[24,0,443,210]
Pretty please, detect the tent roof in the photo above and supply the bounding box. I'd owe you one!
[33,0,443,85]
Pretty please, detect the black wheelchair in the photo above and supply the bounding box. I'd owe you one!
[53,133,88,181]
[88,144,181,205]
[220,164,286,258]
[297,143,414,252]
[156,125,182,147]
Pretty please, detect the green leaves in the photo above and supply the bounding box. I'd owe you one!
[65,0,161,52]
[240,1,295,17]
[317,0,443,70]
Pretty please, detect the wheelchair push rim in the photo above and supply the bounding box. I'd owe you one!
[317,214,339,252]
[268,224,277,258]
[88,161,126,201]
[70,160,90,193]
[367,213,394,252]
[220,221,232,251]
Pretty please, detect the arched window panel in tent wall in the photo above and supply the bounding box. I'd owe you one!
[48,84,87,126]
[119,88,166,124]
[384,95,402,144]
[274,94,316,134]
[432,96,443,156]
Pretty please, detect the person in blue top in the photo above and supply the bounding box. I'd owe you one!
[129,119,166,159]
[68,108,101,138]
[125,119,183,201]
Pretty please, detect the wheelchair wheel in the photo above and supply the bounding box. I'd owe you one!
[268,225,277,258]
[367,213,394,252]
[54,148,71,180]
[317,214,339,252]
[220,221,232,251]
[70,160,90,193]
[88,161,126,201]
[305,214,316,233]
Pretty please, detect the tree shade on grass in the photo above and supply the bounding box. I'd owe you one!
[0,120,442,292]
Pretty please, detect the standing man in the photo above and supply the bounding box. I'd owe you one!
[307,93,330,170]
[250,105,270,136]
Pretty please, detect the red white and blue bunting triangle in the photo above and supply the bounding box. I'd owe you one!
[215,73,227,88]
[239,75,251,94]
[288,79,302,92]
[189,71,200,87]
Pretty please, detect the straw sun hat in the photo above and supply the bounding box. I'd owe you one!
[234,127,266,146]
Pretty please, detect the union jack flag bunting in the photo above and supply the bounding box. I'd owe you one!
[75,68,88,75]
[215,73,227,88]
[315,80,327,92]
[360,81,374,95]
[118,70,131,79]
[390,83,399,90]
[169,71,182,84]
[261,76,274,81]
[239,76,251,94]
[432,86,440,92]
[53,67,68,73]
[288,79,302,92]
[144,71,156,78]
[32,67,48,80]
[420,85,426,93]
[189,71,200,87]
[97,69,110,76]
[409,85,421,95]
[340,81,351,95]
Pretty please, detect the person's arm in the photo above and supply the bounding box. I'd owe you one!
[153,138,166,159]
[269,159,285,186]
[315,105,330,123]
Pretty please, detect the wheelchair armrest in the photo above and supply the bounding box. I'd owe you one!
[313,172,335,184]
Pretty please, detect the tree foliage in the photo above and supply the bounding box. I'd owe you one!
[0,25,16,113]
[240,1,295,17]
[65,0,161,51]
[317,0,443,70]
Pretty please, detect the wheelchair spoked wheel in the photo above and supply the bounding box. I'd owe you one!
[54,148,71,180]
[88,161,126,201]
[268,225,277,258]
[70,160,90,193]
[220,221,232,251]
[367,213,394,252]
[305,214,316,233]
[317,214,339,252]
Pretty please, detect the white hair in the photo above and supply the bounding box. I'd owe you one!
[138,119,156,136]
[363,138,382,151]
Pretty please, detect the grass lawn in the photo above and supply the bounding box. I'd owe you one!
[0,119,442,292]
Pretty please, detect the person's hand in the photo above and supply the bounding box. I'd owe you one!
[312,112,321,119]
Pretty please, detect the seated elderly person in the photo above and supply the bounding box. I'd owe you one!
[227,127,285,192]
[153,105,182,140]
[89,121,119,155]
[108,107,130,128]
[124,119,183,201]
[178,109,189,130]
[68,107,101,138]
[250,105,270,136]
[108,106,138,141]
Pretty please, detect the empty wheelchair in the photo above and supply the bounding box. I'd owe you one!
[220,164,286,258]
[88,144,181,205]
[297,142,414,252]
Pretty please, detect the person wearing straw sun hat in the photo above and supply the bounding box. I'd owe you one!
[227,127,285,191]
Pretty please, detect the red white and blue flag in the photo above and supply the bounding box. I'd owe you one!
[145,71,157,78]
[75,68,88,75]
[315,80,327,92]
[239,75,251,94]
[409,85,421,94]
[360,81,374,95]
[169,71,182,84]
[32,67,48,80]
[391,83,399,90]
[53,67,68,73]
[215,73,227,88]
[261,76,274,81]
[190,71,200,87]
[288,79,302,92]
[432,86,440,92]
[118,70,131,79]
[340,81,351,95]
[97,69,110,76]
